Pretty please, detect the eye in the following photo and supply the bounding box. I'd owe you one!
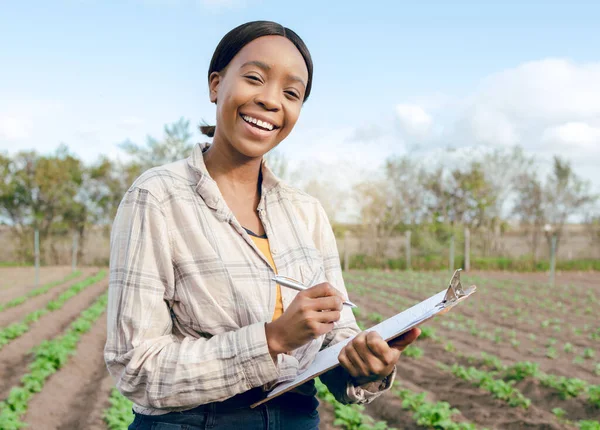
[285,90,301,100]
[244,74,263,84]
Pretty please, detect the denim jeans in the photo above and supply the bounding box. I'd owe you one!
[128,388,320,430]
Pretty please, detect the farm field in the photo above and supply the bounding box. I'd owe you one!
[0,267,598,429]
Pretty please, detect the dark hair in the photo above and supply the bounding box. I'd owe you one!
[200,21,313,137]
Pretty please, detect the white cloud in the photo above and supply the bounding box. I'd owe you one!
[394,104,432,138]
[542,122,600,152]
[473,59,600,122]
[384,59,600,189]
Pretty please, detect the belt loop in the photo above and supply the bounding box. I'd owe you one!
[205,402,216,429]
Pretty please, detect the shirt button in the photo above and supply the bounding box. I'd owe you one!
[271,248,277,255]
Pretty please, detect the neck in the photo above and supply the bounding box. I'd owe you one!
[203,140,263,203]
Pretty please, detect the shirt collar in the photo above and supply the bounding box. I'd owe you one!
[186,142,282,213]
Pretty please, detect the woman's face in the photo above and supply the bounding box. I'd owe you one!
[209,35,309,159]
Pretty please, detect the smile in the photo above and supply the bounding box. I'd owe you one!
[240,114,278,131]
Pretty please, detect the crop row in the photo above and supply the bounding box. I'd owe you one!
[0,290,108,430]
[0,271,82,312]
[393,383,478,430]
[469,352,600,409]
[0,270,106,350]
[315,378,392,430]
[104,388,134,430]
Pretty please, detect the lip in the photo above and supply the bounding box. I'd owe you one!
[239,112,281,130]
[239,114,278,140]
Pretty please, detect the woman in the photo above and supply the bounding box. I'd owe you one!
[105,20,420,430]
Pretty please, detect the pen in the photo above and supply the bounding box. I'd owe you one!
[272,275,358,308]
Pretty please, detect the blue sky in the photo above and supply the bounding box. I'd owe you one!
[1,0,600,217]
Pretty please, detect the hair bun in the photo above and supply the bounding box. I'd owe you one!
[199,124,215,138]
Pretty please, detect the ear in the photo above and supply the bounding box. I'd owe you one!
[209,71,221,104]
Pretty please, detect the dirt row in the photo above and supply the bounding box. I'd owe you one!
[348,277,600,429]
[0,277,109,400]
[0,269,96,327]
[0,266,98,302]
[349,272,600,383]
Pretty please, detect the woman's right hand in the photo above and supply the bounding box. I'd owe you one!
[265,282,346,360]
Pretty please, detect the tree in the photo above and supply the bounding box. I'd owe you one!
[120,117,195,174]
[353,177,404,265]
[0,146,85,263]
[383,155,428,226]
[513,172,545,262]
[542,156,597,255]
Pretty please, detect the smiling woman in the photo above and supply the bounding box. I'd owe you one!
[105,20,419,430]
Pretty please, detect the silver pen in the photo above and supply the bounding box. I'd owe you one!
[272,275,358,308]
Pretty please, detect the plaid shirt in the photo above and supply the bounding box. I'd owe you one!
[104,143,395,415]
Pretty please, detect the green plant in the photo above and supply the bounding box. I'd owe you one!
[578,420,600,430]
[0,271,106,352]
[0,292,108,429]
[564,343,574,353]
[367,312,384,324]
[587,385,600,408]
[103,389,134,430]
[315,378,394,430]
[403,345,424,359]
[540,375,587,399]
[504,362,540,381]
[583,348,595,360]
[395,387,476,430]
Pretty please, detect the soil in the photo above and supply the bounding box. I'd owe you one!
[24,307,113,430]
[0,269,94,327]
[344,270,600,429]
[0,266,95,302]
[1,269,598,430]
[0,277,108,400]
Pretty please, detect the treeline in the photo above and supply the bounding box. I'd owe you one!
[0,118,599,267]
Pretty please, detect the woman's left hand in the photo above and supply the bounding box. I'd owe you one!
[338,328,421,386]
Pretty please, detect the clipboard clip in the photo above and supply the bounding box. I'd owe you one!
[440,269,475,307]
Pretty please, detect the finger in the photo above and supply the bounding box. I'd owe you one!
[313,295,344,312]
[314,310,341,323]
[389,328,421,350]
[352,333,388,374]
[365,331,396,363]
[306,282,346,300]
[344,343,370,377]
[338,348,360,379]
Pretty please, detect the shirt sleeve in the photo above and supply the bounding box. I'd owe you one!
[312,202,396,405]
[104,186,297,410]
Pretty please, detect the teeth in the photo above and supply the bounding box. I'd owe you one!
[242,115,275,131]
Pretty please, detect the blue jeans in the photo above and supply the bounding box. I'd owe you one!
[128,388,320,430]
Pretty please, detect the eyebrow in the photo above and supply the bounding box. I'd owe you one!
[240,60,307,89]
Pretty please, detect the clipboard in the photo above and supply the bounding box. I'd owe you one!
[251,268,476,408]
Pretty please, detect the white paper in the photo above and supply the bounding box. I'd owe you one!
[258,289,448,403]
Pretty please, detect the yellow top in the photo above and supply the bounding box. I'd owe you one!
[247,233,284,321]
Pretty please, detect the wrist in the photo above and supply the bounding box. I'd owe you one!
[265,322,286,358]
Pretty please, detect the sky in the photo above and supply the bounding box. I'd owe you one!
[1,0,600,220]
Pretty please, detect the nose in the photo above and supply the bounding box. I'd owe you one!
[255,84,280,112]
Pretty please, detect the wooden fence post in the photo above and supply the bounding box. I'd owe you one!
[464,227,470,271]
[34,229,40,287]
[72,232,79,272]
[405,230,411,270]
[343,230,350,272]
[449,234,455,272]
